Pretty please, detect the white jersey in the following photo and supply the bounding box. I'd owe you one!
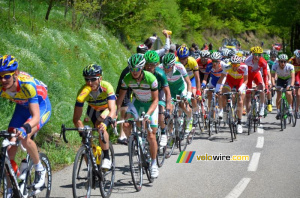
[271,62,294,80]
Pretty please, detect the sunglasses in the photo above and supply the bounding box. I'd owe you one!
[130,67,142,72]
[253,53,261,57]
[163,63,174,69]
[279,60,287,63]
[85,77,99,82]
[232,63,240,67]
[0,72,15,80]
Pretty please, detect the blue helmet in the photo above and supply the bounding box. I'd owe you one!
[0,55,18,72]
[177,45,189,59]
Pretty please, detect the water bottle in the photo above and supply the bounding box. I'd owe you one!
[162,29,172,35]
[10,160,20,177]
[18,159,28,180]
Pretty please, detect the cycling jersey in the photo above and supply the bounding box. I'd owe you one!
[205,61,228,87]
[158,62,188,98]
[197,58,212,74]
[245,55,268,87]
[288,56,300,72]
[121,71,158,102]
[76,80,116,111]
[0,72,48,106]
[271,62,294,80]
[0,72,51,131]
[154,67,169,90]
[223,63,248,91]
[176,56,199,79]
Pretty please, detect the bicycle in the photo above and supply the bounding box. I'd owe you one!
[0,131,52,198]
[222,90,238,142]
[155,121,167,167]
[114,114,154,192]
[205,88,221,136]
[165,96,189,159]
[61,125,115,198]
[247,89,263,134]
[276,86,297,130]
[192,92,207,134]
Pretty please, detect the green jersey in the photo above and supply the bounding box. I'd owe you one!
[154,67,169,90]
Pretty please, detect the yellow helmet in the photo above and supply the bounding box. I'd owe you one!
[251,46,263,54]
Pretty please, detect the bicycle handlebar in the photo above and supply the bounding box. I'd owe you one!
[60,124,102,144]
[0,131,17,138]
[114,118,152,133]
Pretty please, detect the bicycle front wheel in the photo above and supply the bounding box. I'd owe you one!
[99,142,115,198]
[128,135,143,191]
[179,119,188,152]
[72,146,92,198]
[280,98,285,131]
[165,119,175,159]
[0,167,7,198]
[291,93,297,127]
[26,152,52,198]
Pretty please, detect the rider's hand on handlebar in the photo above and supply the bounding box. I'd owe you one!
[144,114,150,122]
[98,122,107,133]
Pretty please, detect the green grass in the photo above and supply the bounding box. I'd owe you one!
[0,0,130,170]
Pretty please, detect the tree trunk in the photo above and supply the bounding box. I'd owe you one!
[295,23,300,50]
[72,1,76,30]
[64,0,68,19]
[290,25,294,52]
[45,0,56,20]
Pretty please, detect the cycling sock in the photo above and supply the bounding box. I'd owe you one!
[103,150,110,160]
[35,161,44,171]
[237,119,241,125]
[151,159,157,166]
[268,100,271,105]
[277,109,280,113]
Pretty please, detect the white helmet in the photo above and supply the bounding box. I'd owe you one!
[278,54,288,60]
[210,52,222,60]
[230,55,242,64]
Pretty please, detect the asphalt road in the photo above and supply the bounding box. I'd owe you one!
[49,109,300,198]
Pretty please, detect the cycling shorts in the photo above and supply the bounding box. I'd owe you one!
[190,77,196,89]
[126,98,158,128]
[84,105,110,127]
[8,97,51,131]
[247,71,263,89]
[295,71,300,86]
[224,78,244,93]
[276,78,291,88]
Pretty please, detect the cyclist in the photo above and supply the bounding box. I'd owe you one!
[202,52,227,116]
[197,50,212,84]
[245,46,269,117]
[288,50,300,118]
[73,64,116,169]
[144,50,171,147]
[217,55,248,133]
[144,30,170,57]
[272,54,295,119]
[222,48,235,64]
[0,55,51,190]
[176,45,201,130]
[116,53,159,178]
[159,53,193,134]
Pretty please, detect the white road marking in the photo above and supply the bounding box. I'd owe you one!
[256,137,264,148]
[248,152,261,171]
[257,125,264,134]
[225,178,251,198]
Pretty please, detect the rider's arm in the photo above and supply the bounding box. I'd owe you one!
[184,76,192,92]
[163,86,172,110]
[194,70,201,91]
[290,71,295,87]
[73,106,84,128]
[147,90,159,116]
[271,72,276,87]
[243,75,248,86]
[107,99,117,119]
[203,74,208,85]
[27,103,40,129]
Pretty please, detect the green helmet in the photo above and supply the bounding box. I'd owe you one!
[83,64,102,76]
[162,53,176,68]
[144,50,160,64]
[128,53,146,69]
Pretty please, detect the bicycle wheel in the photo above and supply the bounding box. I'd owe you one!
[280,98,285,131]
[248,112,253,135]
[26,153,52,198]
[128,135,142,191]
[144,139,154,183]
[156,127,166,167]
[253,103,258,132]
[0,168,7,198]
[214,118,220,134]
[179,119,188,152]
[228,108,235,142]
[72,146,92,198]
[187,127,196,145]
[99,142,115,198]
[165,119,175,159]
[208,118,212,137]
[291,93,297,127]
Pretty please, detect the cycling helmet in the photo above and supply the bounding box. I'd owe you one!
[251,46,263,54]
[128,53,146,69]
[294,49,300,58]
[83,64,102,77]
[162,53,176,68]
[270,50,278,57]
[200,50,210,58]
[144,50,160,64]
[278,54,288,60]
[191,51,200,59]
[230,55,242,64]
[222,48,231,57]
[241,56,246,62]
[228,50,236,57]
[177,45,189,59]
[0,55,18,72]
[210,52,222,60]
[137,44,149,54]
